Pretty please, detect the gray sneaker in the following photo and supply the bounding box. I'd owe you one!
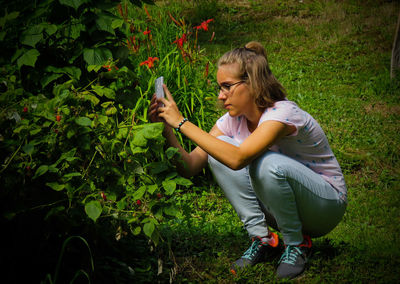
[276,235,312,279]
[230,232,279,275]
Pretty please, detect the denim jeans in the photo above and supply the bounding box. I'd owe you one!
[208,136,347,245]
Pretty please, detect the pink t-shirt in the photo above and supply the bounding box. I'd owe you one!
[216,100,347,201]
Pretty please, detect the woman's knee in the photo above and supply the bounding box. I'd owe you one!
[248,152,286,193]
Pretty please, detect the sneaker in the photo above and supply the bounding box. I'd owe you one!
[230,232,279,275]
[276,235,312,279]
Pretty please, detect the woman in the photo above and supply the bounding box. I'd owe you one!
[149,41,347,279]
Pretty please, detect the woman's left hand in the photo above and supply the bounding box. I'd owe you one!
[157,84,184,129]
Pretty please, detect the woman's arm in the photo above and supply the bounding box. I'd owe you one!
[149,94,224,177]
[157,86,294,170]
[178,119,290,170]
[163,124,224,177]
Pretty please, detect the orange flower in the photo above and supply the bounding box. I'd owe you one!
[140,57,159,68]
[172,33,187,48]
[143,28,151,35]
[194,19,213,31]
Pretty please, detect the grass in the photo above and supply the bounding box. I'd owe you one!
[148,0,400,283]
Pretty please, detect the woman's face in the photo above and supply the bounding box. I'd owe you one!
[216,63,256,118]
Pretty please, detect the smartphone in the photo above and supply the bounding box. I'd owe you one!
[155,76,164,99]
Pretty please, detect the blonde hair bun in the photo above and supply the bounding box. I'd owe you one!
[244,41,268,61]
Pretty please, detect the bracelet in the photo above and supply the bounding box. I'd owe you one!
[175,118,188,133]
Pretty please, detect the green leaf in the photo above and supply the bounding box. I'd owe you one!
[133,185,146,200]
[105,106,117,116]
[63,172,81,180]
[162,180,176,195]
[117,198,126,210]
[0,11,19,28]
[96,14,115,35]
[147,184,157,194]
[43,23,57,35]
[92,85,115,99]
[132,226,141,235]
[166,147,179,159]
[142,123,164,139]
[20,25,44,47]
[60,106,70,115]
[81,94,100,105]
[130,146,147,155]
[164,205,179,217]
[174,177,193,187]
[41,73,63,88]
[83,48,112,66]
[30,128,41,135]
[149,161,168,175]
[22,143,34,155]
[17,49,40,68]
[116,126,128,139]
[85,200,102,222]
[75,117,92,127]
[69,22,85,39]
[131,131,147,147]
[11,48,25,63]
[48,165,58,173]
[87,65,102,72]
[112,19,124,29]
[143,222,155,238]
[33,165,49,179]
[46,182,65,191]
[45,66,82,80]
[100,101,113,108]
[59,0,89,10]
[98,115,108,125]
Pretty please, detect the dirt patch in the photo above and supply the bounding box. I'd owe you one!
[364,102,400,117]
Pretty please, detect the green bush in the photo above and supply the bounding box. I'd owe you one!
[0,0,217,247]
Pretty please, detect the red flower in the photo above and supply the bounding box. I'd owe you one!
[102,64,118,71]
[194,19,213,31]
[143,28,151,35]
[100,192,107,201]
[173,33,187,48]
[56,115,61,122]
[139,57,159,68]
[136,199,142,205]
[23,106,28,113]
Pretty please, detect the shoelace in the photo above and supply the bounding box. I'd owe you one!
[242,239,263,259]
[279,245,303,265]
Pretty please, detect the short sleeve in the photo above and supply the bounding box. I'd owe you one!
[216,112,233,137]
[258,101,305,136]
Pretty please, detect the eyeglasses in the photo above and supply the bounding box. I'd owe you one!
[217,80,245,94]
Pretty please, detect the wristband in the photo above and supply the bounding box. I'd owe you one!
[175,118,188,133]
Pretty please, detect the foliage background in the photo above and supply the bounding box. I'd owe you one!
[0,0,399,283]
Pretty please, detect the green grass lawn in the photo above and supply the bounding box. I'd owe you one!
[154,0,400,282]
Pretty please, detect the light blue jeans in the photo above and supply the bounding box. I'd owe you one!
[208,136,347,245]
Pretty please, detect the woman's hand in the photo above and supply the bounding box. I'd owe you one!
[148,93,163,123]
[157,84,184,129]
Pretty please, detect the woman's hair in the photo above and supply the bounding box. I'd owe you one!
[217,41,287,108]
